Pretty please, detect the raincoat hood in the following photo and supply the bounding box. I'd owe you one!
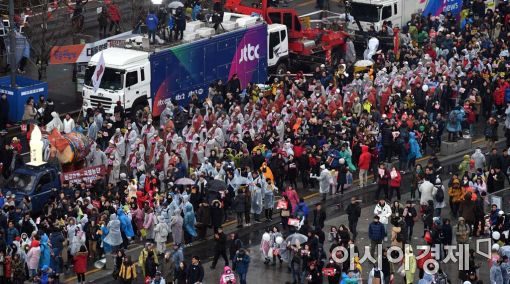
[361,145,369,153]
[110,214,118,221]
[223,266,233,274]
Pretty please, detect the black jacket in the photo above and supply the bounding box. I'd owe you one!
[346,203,361,222]
[186,263,204,283]
[312,209,326,229]
[213,232,227,252]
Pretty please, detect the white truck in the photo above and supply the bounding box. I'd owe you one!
[349,0,458,32]
[82,13,289,117]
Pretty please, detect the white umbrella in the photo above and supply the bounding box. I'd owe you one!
[175,177,195,186]
[354,59,374,68]
[168,1,184,9]
[231,176,251,186]
[285,233,308,246]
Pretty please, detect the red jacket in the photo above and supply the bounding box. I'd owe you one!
[494,80,509,106]
[358,145,371,170]
[108,5,121,22]
[73,252,88,274]
[389,170,401,188]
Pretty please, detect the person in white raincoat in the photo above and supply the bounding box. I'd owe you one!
[104,214,123,249]
[160,102,174,128]
[108,148,122,185]
[45,112,63,133]
[154,216,170,254]
[263,178,277,221]
[87,144,108,167]
[87,111,103,140]
[110,128,126,160]
[312,165,332,201]
[250,172,264,223]
[125,123,138,160]
[260,232,271,264]
[141,120,156,157]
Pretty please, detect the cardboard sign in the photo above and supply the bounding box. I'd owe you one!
[277,199,287,210]
[60,165,106,185]
[288,218,300,227]
[222,274,235,282]
[322,268,336,276]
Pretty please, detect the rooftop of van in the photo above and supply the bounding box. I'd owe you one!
[89,12,279,67]
[89,48,149,68]
[350,0,393,6]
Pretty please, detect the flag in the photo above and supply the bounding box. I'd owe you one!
[92,52,105,93]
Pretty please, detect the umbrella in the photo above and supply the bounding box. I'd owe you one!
[285,233,308,246]
[208,179,227,192]
[231,176,251,186]
[354,59,374,68]
[168,1,184,8]
[175,177,195,186]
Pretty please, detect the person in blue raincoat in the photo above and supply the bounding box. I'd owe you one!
[338,144,356,172]
[446,107,465,142]
[263,178,277,221]
[100,222,112,254]
[145,10,159,43]
[117,207,135,244]
[191,1,201,21]
[183,203,197,245]
[408,132,422,170]
[39,234,51,269]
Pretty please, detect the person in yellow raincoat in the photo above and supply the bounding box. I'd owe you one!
[362,100,372,113]
[403,245,416,284]
[260,162,274,183]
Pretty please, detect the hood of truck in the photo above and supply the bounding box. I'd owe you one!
[83,87,124,114]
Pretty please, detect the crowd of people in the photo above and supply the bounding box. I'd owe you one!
[5,0,510,283]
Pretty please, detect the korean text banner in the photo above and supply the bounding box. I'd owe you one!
[60,165,106,185]
[50,44,85,64]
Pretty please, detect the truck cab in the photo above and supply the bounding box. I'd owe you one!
[2,164,62,213]
[349,0,402,32]
[268,23,289,75]
[82,48,151,117]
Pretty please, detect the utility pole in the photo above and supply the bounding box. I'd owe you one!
[8,0,16,88]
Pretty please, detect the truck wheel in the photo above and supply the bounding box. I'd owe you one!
[276,63,287,75]
[131,103,146,124]
[331,49,342,67]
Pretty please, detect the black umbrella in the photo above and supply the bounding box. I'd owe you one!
[208,179,227,192]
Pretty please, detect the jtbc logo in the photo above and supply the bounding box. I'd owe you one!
[239,44,260,63]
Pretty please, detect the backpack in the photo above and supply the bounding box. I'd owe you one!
[396,230,404,243]
[436,272,449,284]
[372,269,382,284]
[434,186,444,203]
[448,111,457,125]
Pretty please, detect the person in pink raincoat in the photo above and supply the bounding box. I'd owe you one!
[282,187,299,214]
[219,266,237,284]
